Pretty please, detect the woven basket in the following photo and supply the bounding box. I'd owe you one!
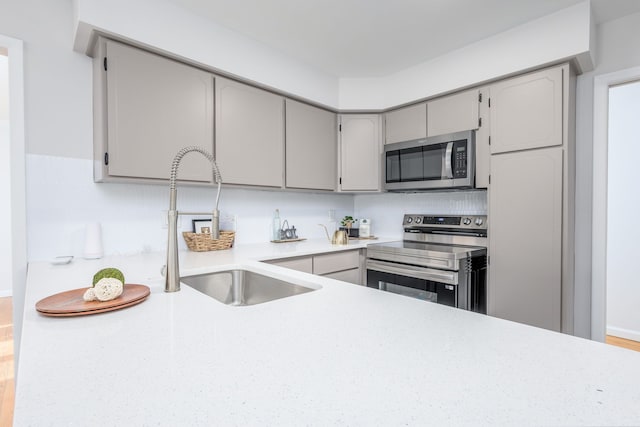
[182,231,235,252]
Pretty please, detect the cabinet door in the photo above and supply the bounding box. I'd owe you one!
[339,115,381,191]
[489,147,563,332]
[313,250,360,275]
[267,256,313,274]
[215,77,284,187]
[323,269,360,285]
[384,103,427,144]
[285,100,336,190]
[104,40,214,182]
[490,67,563,154]
[427,89,479,137]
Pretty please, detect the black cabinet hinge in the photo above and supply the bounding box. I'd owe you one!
[339,124,342,132]
[478,117,482,128]
[104,152,109,166]
[489,174,491,185]
[339,177,342,185]
[488,98,491,108]
[103,57,108,71]
[478,93,482,103]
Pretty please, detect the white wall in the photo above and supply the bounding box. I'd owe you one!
[606,80,640,341]
[72,0,594,111]
[0,53,10,296]
[576,11,640,339]
[26,154,354,261]
[339,1,594,109]
[72,0,340,110]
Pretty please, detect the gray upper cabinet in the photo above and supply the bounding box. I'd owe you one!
[427,88,480,137]
[339,115,381,192]
[489,67,563,154]
[215,77,284,188]
[384,103,427,144]
[488,147,563,332]
[285,100,336,191]
[95,39,214,182]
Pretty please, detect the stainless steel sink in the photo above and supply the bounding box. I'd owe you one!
[181,269,318,306]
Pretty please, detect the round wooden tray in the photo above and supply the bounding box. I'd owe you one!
[36,284,150,317]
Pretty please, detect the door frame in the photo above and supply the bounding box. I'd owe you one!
[0,33,26,370]
[592,65,640,342]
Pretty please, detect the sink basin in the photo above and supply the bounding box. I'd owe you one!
[181,269,317,306]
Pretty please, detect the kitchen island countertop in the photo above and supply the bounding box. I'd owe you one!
[14,238,640,426]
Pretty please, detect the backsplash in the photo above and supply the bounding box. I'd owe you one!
[354,191,487,239]
[26,154,487,261]
[26,154,354,261]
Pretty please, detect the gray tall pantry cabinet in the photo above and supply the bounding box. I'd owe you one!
[93,39,215,183]
[487,64,575,333]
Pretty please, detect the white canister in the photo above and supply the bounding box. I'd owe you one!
[359,218,371,238]
[83,222,104,259]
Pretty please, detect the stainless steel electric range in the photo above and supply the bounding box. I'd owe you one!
[366,214,488,313]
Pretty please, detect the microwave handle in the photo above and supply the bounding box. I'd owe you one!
[444,142,454,179]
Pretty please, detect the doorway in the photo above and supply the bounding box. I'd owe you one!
[0,48,10,297]
[605,79,640,346]
[592,66,640,346]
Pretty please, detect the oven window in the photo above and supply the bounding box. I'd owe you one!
[367,269,456,307]
[380,282,438,302]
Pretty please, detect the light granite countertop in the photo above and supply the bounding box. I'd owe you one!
[13,239,640,426]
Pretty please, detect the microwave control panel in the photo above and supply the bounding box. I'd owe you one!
[453,140,468,178]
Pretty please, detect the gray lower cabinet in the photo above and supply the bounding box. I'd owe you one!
[384,103,427,144]
[488,147,563,331]
[94,39,214,182]
[266,249,363,285]
[426,88,480,137]
[339,115,381,192]
[285,100,337,191]
[215,77,284,187]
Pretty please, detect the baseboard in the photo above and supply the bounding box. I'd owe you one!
[0,289,12,297]
[607,326,640,342]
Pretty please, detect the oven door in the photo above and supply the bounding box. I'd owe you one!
[366,259,457,307]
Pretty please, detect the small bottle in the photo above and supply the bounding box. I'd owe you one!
[272,209,281,241]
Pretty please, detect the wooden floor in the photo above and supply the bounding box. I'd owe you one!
[0,297,14,427]
[606,334,640,352]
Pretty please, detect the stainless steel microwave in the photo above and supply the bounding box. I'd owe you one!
[384,130,475,191]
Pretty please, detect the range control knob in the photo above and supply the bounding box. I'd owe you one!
[475,218,484,226]
[415,217,422,224]
[406,217,413,224]
[463,218,472,225]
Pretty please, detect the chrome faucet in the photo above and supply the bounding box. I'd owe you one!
[165,146,222,292]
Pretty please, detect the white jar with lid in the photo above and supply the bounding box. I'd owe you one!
[359,218,371,238]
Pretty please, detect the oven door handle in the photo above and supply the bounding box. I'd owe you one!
[366,259,457,285]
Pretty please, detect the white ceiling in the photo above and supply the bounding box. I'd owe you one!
[169,0,640,78]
